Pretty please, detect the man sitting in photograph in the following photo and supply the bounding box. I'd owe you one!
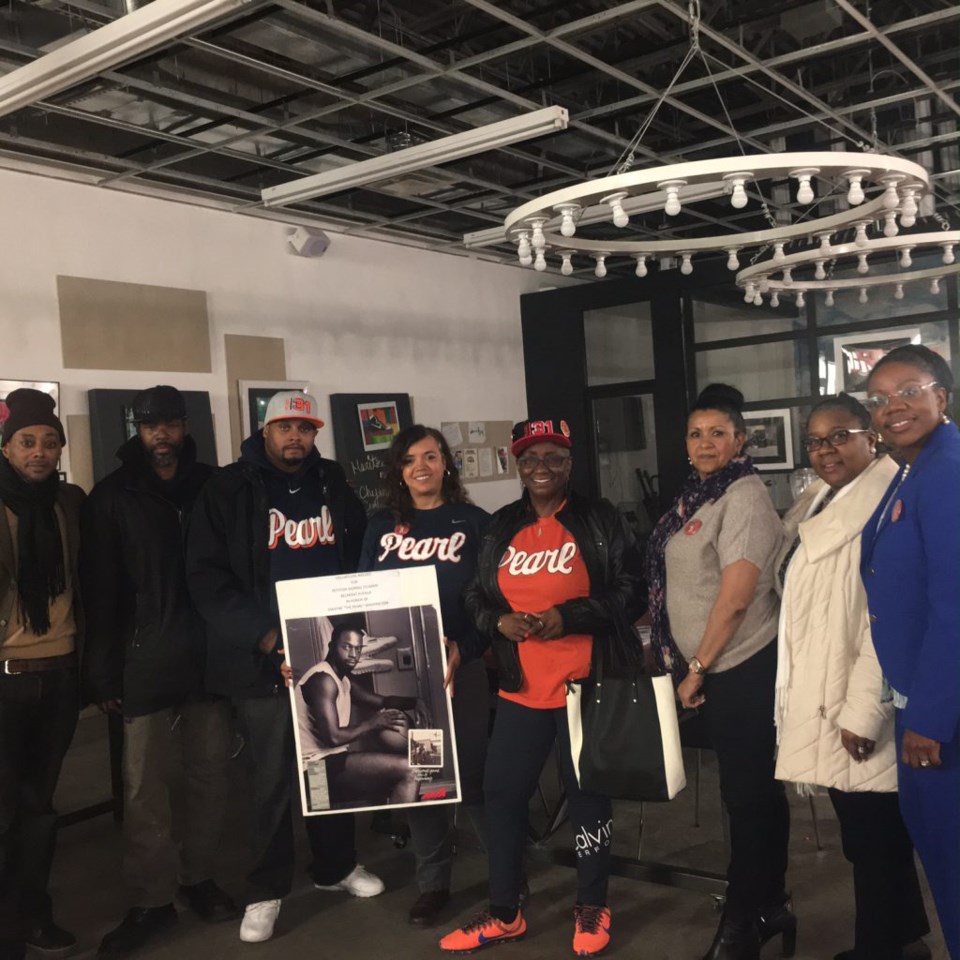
[296,624,420,809]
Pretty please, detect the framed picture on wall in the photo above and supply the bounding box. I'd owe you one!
[833,328,921,395]
[743,408,794,471]
[0,379,60,430]
[239,380,311,438]
[357,400,402,452]
[330,393,413,513]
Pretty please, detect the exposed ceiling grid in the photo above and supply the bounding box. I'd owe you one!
[0,0,956,261]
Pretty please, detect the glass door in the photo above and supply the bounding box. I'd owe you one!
[591,391,659,547]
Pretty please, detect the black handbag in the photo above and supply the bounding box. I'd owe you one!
[565,621,685,802]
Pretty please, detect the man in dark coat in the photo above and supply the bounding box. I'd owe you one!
[0,389,84,960]
[186,391,381,944]
[81,386,237,959]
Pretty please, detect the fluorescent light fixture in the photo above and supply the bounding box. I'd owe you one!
[0,0,251,119]
[463,181,728,249]
[260,106,569,208]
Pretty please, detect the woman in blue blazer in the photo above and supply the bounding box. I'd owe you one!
[861,344,960,960]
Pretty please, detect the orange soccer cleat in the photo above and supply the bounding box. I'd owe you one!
[439,911,526,954]
[572,904,611,956]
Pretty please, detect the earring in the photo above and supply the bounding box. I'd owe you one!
[687,457,693,465]
[942,413,950,424]
[444,469,451,476]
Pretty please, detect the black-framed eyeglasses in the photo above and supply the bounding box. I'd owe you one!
[801,428,871,452]
[864,381,939,411]
[516,453,571,471]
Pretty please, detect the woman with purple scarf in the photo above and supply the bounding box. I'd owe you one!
[646,384,791,960]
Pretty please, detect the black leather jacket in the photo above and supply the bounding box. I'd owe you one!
[463,491,646,692]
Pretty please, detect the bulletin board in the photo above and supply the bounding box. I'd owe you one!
[440,421,516,483]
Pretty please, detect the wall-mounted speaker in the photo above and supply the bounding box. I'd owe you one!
[288,226,331,258]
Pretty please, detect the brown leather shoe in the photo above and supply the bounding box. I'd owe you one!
[408,890,450,926]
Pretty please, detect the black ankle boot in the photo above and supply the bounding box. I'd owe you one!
[700,913,760,960]
[757,895,797,958]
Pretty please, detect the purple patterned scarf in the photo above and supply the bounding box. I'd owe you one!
[644,455,759,684]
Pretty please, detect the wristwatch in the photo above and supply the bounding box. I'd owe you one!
[688,656,707,675]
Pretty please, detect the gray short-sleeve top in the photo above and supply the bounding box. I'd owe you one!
[664,474,783,673]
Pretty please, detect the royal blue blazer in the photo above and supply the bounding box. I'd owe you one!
[861,421,960,745]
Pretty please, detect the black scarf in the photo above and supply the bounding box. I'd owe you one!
[644,455,759,684]
[0,454,66,635]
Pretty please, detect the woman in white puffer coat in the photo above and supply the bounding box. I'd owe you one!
[775,394,929,960]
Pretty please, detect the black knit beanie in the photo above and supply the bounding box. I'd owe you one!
[1,388,66,447]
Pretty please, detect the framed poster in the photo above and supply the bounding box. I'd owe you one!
[278,567,460,816]
[833,328,921,395]
[330,393,413,513]
[87,388,217,483]
[357,400,402,452]
[742,408,794,471]
[239,379,311,438]
[0,379,60,430]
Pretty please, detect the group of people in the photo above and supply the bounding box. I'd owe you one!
[0,342,956,960]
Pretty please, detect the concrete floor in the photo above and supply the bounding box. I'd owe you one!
[47,710,949,960]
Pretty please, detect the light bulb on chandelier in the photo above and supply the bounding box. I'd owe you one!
[534,250,547,272]
[846,169,869,205]
[680,253,694,275]
[594,255,608,279]
[635,255,648,278]
[556,204,580,239]
[603,192,630,228]
[792,168,818,205]
[560,252,574,276]
[726,248,740,271]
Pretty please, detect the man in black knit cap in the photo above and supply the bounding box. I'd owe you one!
[81,386,238,959]
[0,389,84,960]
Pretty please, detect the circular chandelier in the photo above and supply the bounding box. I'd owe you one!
[500,0,955,306]
[734,231,960,308]
[503,152,931,280]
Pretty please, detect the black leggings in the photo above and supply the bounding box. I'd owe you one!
[700,640,790,919]
[484,697,612,913]
[828,788,929,959]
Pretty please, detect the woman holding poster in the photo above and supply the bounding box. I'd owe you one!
[440,417,644,958]
[358,425,490,927]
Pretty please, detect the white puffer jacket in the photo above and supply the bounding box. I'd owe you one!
[774,456,900,792]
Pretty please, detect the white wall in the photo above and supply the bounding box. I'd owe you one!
[0,168,559,511]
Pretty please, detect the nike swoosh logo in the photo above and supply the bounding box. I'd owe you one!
[451,519,466,524]
[289,486,302,494]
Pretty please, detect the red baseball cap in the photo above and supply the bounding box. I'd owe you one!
[510,417,572,455]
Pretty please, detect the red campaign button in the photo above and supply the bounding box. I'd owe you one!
[684,520,703,536]
[395,524,410,535]
[891,500,904,523]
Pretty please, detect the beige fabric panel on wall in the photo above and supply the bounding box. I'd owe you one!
[58,276,212,372]
[224,334,286,458]
[65,414,93,492]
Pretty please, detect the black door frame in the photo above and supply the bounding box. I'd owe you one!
[520,263,733,506]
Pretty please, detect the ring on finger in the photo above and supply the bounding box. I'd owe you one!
[919,758,931,767]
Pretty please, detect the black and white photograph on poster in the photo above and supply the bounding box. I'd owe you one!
[277,567,460,817]
[409,729,443,768]
[742,408,794,471]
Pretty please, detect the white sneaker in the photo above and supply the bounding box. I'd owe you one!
[313,864,384,898]
[239,899,281,942]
